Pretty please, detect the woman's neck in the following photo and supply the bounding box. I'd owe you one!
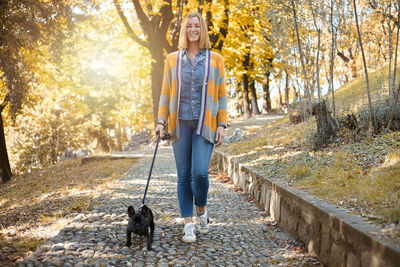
[187,42,200,55]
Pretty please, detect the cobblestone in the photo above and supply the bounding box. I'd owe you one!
[21,146,320,266]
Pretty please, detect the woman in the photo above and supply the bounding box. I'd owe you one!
[155,12,227,243]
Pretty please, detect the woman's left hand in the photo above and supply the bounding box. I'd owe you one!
[215,126,225,146]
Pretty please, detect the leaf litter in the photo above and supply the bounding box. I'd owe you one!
[217,115,400,244]
[0,158,135,265]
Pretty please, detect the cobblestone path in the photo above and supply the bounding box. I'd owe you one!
[20,146,320,266]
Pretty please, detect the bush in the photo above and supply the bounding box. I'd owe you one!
[287,164,311,180]
[357,98,400,131]
[305,130,325,151]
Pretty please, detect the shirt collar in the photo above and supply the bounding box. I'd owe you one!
[182,49,207,56]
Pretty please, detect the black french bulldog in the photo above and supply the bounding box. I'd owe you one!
[126,205,155,250]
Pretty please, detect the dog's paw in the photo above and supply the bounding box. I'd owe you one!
[126,242,132,247]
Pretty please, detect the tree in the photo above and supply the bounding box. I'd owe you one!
[353,0,375,133]
[6,6,155,173]
[329,0,336,116]
[284,68,290,111]
[390,0,400,98]
[242,52,252,117]
[291,0,312,112]
[113,0,229,126]
[388,0,393,94]
[0,0,76,183]
[387,0,400,131]
[308,0,322,103]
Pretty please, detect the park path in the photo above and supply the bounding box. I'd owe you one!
[20,115,320,266]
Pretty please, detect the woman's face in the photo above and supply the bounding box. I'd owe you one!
[186,17,201,44]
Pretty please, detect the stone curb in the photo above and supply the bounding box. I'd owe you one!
[81,155,141,165]
[211,151,400,267]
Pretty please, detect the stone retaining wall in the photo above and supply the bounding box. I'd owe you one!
[211,151,400,267]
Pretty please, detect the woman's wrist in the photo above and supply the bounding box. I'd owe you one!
[157,120,166,128]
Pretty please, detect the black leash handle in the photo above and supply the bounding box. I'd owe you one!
[141,133,171,206]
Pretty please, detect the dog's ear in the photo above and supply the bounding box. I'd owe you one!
[128,206,135,217]
[141,205,149,216]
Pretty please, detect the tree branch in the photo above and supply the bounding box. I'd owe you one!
[216,0,229,51]
[131,0,153,33]
[159,0,175,52]
[112,0,148,47]
[337,50,350,63]
[170,0,183,50]
[160,0,173,35]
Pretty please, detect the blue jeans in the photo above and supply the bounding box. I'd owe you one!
[172,120,214,217]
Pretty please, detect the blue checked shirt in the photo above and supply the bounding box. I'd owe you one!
[178,49,206,120]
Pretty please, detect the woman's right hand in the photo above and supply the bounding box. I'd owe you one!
[155,121,165,139]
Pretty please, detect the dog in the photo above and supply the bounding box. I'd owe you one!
[126,205,155,250]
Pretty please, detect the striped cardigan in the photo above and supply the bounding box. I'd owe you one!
[158,50,228,144]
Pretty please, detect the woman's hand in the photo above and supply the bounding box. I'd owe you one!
[155,121,166,139]
[215,126,225,146]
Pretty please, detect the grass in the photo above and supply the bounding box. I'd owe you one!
[217,115,400,239]
[0,157,136,265]
[218,63,400,234]
[296,147,400,223]
[332,64,396,115]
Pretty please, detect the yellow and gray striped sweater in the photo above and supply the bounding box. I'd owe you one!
[158,50,228,144]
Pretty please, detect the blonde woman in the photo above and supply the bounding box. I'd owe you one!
[155,12,227,243]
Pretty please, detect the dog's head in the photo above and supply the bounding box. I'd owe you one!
[128,205,151,233]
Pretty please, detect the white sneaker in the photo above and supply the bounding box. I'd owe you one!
[182,222,196,243]
[197,209,210,233]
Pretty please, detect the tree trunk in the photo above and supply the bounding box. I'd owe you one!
[291,0,312,112]
[242,51,252,118]
[242,74,252,118]
[285,69,290,112]
[388,0,393,94]
[148,43,165,127]
[204,0,229,51]
[115,124,123,151]
[387,82,400,131]
[250,80,261,115]
[391,0,400,98]
[311,101,337,150]
[387,2,400,131]
[113,0,229,127]
[330,0,337,118]
[50,122,58,164]
[278,83,283,107]
[97,121,110,152]
[353,0,375,132]
[0,106,12,183]
[236,87,243,115]
[308,0,321,103]
[263,71,272,113]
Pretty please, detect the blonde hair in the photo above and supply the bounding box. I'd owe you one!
[178,13,211,50]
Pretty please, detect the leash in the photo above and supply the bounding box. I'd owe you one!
[141,133,170,206]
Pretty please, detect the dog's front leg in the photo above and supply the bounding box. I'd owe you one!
[150,220,155,239]
[126,228,132,247]
[145,228,152,251]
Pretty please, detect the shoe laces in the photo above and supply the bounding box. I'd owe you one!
[184,223,195,235]
[198,210,208,226]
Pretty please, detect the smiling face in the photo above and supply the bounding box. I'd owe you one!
[186,16,201,44]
